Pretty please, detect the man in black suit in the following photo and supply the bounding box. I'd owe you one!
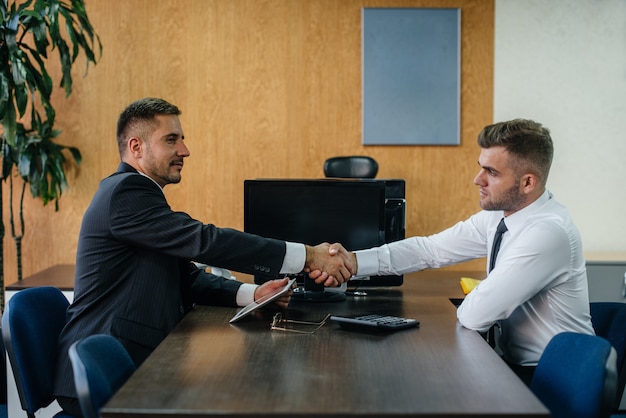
[53,97,354,416]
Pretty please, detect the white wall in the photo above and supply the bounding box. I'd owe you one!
[494,0,626,252]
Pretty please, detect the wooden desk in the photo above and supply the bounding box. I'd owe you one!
[5,264,75,291]
[102,271,548,417]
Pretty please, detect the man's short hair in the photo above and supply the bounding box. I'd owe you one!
[116,98,181,156]
[477,119,554,186]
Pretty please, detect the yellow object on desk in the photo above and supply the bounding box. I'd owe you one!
[460,277,482,295]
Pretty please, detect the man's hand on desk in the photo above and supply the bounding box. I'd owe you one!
[303,243,355,287]
[254,278,294,309]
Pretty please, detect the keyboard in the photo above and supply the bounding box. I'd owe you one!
[330,314,419,332]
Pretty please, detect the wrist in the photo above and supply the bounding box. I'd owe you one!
[304,244,313,269]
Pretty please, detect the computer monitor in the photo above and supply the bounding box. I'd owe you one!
[244,179,405,298]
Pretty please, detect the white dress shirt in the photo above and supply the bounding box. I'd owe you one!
[355,190,594,365]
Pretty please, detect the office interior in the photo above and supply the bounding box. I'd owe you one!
[2,1,626,417]
[1,0,624,286]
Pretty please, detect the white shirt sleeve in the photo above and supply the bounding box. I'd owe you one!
[235,283,258,306]
[355,214,490,276]
[279,242,306,274]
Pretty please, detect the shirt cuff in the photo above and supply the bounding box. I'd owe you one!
[236,283,257,306]
[279,242,306,274]
[354,249,379,277]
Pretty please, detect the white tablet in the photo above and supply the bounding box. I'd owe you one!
[229,278,297,323]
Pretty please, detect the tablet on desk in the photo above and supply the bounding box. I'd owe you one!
[229,278,297,323]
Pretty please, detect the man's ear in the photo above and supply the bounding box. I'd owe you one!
[128,137,143,158]
[521,173,538,194]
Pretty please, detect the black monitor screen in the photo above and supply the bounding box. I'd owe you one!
[244,179,402,287]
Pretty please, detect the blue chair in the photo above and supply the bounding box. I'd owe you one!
[591,302,626,412]
[531,332,618,418]
[1,286,74,418]
[68,334,136,418]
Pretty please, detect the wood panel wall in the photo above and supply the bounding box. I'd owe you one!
[1,0,494,286]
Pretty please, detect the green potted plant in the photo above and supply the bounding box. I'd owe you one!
[0,0,101,310]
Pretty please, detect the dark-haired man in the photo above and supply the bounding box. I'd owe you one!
[54,97,354,416]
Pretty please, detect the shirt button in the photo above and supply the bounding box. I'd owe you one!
[179,305,185,314]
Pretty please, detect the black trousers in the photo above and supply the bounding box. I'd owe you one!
[57,396,83,418]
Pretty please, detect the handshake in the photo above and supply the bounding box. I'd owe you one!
[253,243,357,308]
[304,243,358,287]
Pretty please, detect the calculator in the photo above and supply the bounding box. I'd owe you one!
[329,314,420,332]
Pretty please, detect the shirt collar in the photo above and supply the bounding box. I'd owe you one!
[503,189,552,232]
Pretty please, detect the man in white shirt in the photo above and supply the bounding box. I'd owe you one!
[327,119,594,384]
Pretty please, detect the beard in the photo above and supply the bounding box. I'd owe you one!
[480,179,526,212]
[159,163,182,185]
[144,158,182,186]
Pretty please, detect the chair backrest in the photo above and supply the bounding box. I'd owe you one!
[530,332,617,418]
[69,334,136,418]
[590,301,626,411]
[1,286,72,417]
[323,156,378,178]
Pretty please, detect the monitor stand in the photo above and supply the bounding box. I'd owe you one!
[292,287,346,302]
[291,277,346,302]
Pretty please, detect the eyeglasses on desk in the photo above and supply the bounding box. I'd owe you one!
[270,313,330,334]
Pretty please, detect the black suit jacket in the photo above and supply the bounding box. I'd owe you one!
[54,163,287,398]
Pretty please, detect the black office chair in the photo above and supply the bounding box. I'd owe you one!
[1,286,75,418]
[69,334,136,418]
[323,156,378,178]
[530,332,617,418]
[590,302,626,412]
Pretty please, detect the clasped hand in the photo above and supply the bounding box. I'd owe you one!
[304,242,354,287]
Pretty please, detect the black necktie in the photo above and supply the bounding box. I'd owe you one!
[489,218,508,272]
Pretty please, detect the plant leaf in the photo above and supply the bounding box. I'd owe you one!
[1,0,100,209]
[0,99,17,146]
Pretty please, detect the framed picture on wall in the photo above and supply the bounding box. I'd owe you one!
[362,8,461,146]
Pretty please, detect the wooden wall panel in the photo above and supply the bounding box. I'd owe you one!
[1,0,494,285]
